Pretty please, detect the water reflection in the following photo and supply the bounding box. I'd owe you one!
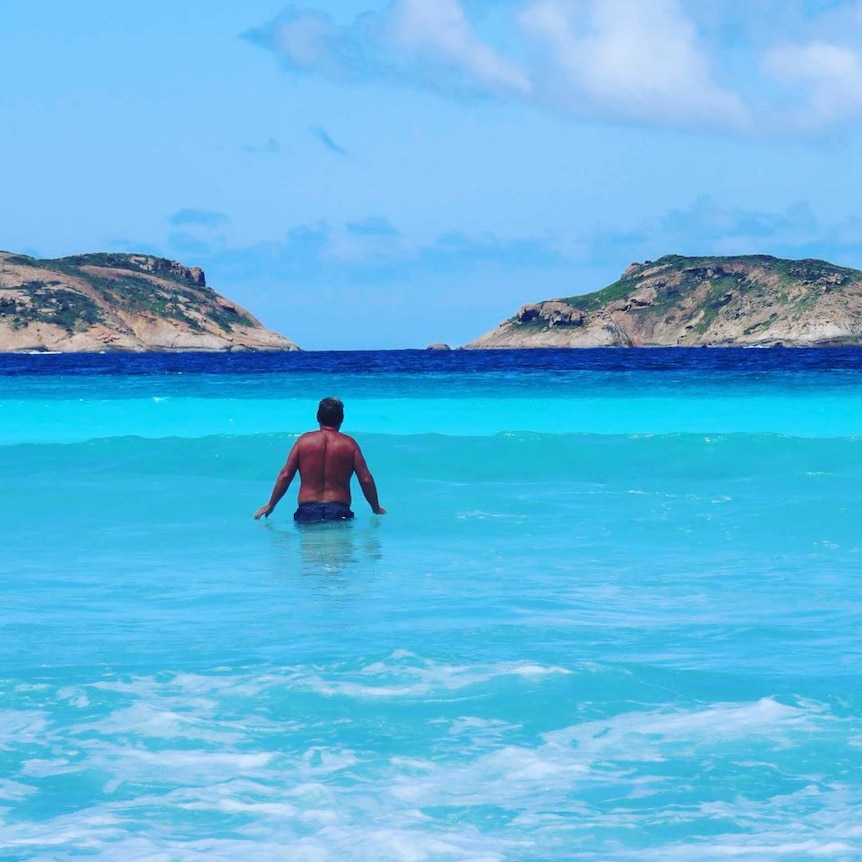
[266,519,383,577]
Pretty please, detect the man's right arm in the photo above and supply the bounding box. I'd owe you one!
[353,445,386,515]
[254,442,300,519]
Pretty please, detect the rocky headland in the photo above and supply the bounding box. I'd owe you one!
[0,251,298,352]
[468,255,862,348]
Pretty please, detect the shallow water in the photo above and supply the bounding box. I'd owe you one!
[2,350,861,860]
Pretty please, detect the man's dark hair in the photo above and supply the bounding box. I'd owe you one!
[317,397,344,427]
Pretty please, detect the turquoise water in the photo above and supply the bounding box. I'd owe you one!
[2,350,862,860]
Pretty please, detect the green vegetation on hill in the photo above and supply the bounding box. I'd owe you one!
[555,255,860,316]
[85,273,206,332]
[0,280,104,334]
[478,253,862,349]
[42,252,203,286]
[1,252,255,335]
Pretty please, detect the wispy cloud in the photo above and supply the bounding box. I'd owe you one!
[168,208,230,228]
[382,0,531,95]
[174,218,566,287]
[311,125,348,155]
[243,1,530,98]
[245,0,862,135]
[243,8,359,79]
[168,203,859,293]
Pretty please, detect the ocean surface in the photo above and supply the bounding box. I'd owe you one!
[2,348,862,861]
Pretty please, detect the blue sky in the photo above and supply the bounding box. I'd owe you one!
[2,1,862,349]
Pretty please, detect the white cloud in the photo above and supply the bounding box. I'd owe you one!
[249,0,747,129]
[246,1,529,96]
[384,0,531,95]
[273,11,331,67]
[266,10,348,76]
[517,0,748,129]
[248,1,862,135]
[763,40,862,130]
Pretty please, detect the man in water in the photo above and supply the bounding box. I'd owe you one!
[254,397,386,523]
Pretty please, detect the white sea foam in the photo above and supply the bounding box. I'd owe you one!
[0,778,37,801]
[77,656,571,703]
[290,657,572,699]
[0,709,50,742]
[2,670,861,859]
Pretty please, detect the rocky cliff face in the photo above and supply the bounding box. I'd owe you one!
[0,251,299,352]
[468,255,862,348]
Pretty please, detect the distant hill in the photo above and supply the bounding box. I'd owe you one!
[467,254,862,348]
[0,251,299,352]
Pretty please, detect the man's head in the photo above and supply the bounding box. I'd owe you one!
[317,397,344,428]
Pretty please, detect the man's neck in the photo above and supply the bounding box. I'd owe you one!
[319,424,341,432]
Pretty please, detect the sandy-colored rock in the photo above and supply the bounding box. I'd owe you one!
[467,254,862,349]
[0,251,299,352]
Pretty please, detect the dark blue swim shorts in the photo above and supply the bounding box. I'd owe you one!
[294,502,355,523]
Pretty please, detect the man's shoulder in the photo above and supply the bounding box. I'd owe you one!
[331,431,359,451]
[298,429,358,447]
[296,430,326,448]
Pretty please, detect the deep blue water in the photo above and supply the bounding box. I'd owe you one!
[6,345,862,375]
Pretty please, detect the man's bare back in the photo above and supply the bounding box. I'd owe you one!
[292,428,358,504]
[254,397,385,523]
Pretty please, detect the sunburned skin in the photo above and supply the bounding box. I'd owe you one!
[296,429,348,502]
[254,406,385,520]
